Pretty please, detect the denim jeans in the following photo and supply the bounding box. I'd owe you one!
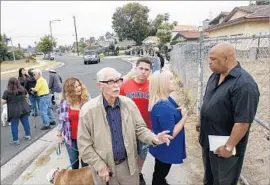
[29,95,39,115]
[38,95,55,126]
[65,139,88,169]
[10,113,31,141]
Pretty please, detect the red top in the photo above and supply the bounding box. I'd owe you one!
[69,109,80,139]
[120,79,152,130]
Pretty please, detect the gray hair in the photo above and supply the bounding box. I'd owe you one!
[96,67,121,82]
[32,69,42,76]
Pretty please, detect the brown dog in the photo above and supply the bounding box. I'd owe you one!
[47,167,94,185]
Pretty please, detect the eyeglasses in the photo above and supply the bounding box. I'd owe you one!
[99,78,123,85]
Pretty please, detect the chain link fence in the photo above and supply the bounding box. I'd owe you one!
[170,33,270,185]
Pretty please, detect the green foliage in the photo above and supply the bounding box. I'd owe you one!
[255,0,269,5]
[112,2,150,45]
[0,34,8,62]
[36,35,55,54]
[170,40,184,45]
[156,23,174,47]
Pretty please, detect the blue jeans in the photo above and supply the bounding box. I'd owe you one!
[38,95,55,126]
[29,95,39,115]
[65,139,88,169]
[137,140,149,161]
[10,113,31,141]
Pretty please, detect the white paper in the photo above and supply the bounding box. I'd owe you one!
[208,135,236,155]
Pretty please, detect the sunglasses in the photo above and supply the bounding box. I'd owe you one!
[99,78,123,85]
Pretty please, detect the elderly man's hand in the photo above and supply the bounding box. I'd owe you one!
[153,130,173,145]
[98,167,110,182]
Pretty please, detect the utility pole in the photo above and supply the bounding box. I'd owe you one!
[10,37,16,62]
[73,16,79,56]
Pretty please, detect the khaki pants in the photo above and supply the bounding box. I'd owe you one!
[92,160,139,185]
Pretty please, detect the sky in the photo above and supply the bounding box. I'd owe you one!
[1,1,250,48]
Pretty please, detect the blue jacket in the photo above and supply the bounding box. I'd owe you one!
[149,96,186,164]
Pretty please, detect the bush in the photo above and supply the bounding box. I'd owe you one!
[170,40,183,46]
[119,46,127,51]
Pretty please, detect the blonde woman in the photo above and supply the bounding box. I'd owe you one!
[148,70,188,185]
[57,77,90,169]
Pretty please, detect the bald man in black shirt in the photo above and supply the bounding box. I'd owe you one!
[198,42,260,185]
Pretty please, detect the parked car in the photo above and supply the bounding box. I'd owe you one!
[83,50,100,64]
[50,53,55,60]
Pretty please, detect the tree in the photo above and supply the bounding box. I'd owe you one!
[99,36,105,41]
[90,37,96,43]
[112,2,150,45]
[164,13,170,22]
[156,23,174,50]
[36,35,55,54]
[105,32,112,40]
[255,0,269,5]
[0,34,9,62]
[149,13,177,36]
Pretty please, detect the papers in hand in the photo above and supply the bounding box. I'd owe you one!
[208,135,236,155]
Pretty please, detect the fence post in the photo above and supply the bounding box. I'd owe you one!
[196,29,204,116]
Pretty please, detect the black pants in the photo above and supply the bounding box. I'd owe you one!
[152,158,172,185]
[202,147,245,185]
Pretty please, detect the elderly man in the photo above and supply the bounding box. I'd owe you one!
[31,69,56,130]
[78,67,172,185]
[199,43,260,185]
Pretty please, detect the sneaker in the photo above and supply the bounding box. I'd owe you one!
[50,121,56,126]
[40,126,51,130]
[23,136,32,141]
[139,173,146,185]
[9,140,20,146]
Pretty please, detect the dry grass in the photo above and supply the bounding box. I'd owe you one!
[0,60,59,79]
[1,59,39,72]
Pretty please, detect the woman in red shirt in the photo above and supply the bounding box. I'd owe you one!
[57,77,90,169]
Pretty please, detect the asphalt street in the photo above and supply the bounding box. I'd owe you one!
[0,55,132,167]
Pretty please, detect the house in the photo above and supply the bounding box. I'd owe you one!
[204,5,270,37]
[142,36,160,46]
[171,25,200,43]
[172,31,200,42]
[171,25,198,40]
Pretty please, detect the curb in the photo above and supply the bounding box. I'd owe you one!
[12,134,59,185]
[44,62,65,71]
[1,127,58,184]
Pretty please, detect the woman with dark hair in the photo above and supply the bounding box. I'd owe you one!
[18,68,29,87]
[1,77,31,146]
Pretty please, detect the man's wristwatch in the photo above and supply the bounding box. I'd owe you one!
[224,144,233,153]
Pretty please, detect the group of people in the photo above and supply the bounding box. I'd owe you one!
[56,42,259,185]
[1,67,62,145]
[2,41,260,185]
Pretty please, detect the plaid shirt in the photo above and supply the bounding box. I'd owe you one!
[58,100,73,147]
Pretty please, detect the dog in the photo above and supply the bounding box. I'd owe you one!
[47,167,94,185]
[1,104,10,127]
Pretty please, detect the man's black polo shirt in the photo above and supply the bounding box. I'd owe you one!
[199,62,260,156]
